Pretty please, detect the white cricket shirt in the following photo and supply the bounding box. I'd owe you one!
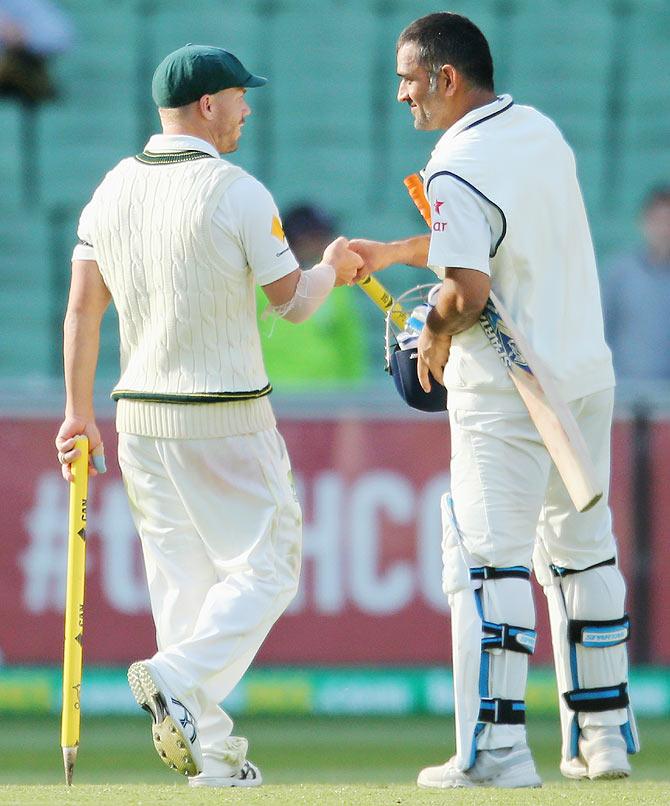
[424,94,614,409]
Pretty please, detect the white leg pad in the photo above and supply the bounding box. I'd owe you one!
[534,541,639,761]
[476,577,534,753]
[448,584,487,770]
[441,493,481,769]
[442,495,535,769]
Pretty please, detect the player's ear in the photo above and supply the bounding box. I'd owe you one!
[441,64,459,96]
[198,94,213,119]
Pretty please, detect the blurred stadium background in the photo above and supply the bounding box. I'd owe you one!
[1,0,669,789]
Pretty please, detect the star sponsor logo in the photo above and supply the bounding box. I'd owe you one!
[434,200,444,216]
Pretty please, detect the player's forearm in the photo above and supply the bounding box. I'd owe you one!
[63,310,102,419]
[265,263,336,323]
[426,281,486,336]
[385,235,430,268]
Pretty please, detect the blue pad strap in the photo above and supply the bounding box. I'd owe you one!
[564,682,629,712]
[568,615,630,648]
[470,565,530,581]
[481,620,537,654]
[478,698,526,724]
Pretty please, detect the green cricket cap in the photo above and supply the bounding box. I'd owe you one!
[152,44,267,108]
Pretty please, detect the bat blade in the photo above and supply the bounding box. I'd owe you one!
[481,293,602,512]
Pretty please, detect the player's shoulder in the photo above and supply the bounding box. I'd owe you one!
[223,170,276,209]
[515,101,559,125]
[90,156,138,196]
[510,102,570,146]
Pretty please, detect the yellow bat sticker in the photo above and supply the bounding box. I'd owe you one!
[271,215,285,241]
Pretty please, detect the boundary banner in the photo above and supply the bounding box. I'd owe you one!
[1,417,669,665]
[0,666,668,718]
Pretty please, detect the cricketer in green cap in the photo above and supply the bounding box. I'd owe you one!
[152,44,267,108]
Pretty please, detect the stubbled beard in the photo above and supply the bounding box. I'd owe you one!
[413,107,433,129]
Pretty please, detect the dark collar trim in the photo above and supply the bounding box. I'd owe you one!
[134,149,216,165]
[461,98,514,133]
[425,170,507,256]
[111,384,272,403]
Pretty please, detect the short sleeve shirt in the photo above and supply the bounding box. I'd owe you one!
[425,174,504,279]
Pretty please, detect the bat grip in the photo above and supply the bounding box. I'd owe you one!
[403,173,432,228]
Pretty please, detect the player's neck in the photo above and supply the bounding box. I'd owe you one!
[459,88,498,119]
[161,122,215,148]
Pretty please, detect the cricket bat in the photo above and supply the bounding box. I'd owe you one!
[403,173,602,512]
[357,274,408,328]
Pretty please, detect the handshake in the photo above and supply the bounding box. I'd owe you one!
[321,237,384,287]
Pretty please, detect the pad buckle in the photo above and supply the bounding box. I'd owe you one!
[482,620,537,654]
[470,565,531,581]
[478,698,526,725]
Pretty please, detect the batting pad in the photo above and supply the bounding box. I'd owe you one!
[442,494,535,769]
[534,541,639,761]
[475,577,535,751]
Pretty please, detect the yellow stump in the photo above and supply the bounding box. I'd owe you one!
[60,436,89,786]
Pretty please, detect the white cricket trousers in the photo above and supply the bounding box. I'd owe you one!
[117,428,302,757]
[446,387,633,764]
[450,388,617,570]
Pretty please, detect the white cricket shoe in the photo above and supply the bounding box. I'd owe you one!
[560,756,589,780]
[560,726,631,781]
[189,759,262,788]
[418,745,542,789]
[188,736,262,788]
[127,660,203,777]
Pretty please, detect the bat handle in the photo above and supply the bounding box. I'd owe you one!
[404,173,432,228]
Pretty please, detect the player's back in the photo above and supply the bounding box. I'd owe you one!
[85,154,267,396]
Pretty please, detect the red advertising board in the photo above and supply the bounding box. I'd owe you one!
[0,417,667,666]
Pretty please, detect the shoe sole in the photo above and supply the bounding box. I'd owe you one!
[188,777,263,788]
[127,662,199,777]
[560,764,589,780]
[189,761,263,788]
[418,779,477,789]
[418,780,540,790]
[562,771,589,780]
[590,770,630,781]
[418,770,541,789]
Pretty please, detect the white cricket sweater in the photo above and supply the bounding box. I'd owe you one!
[83,149,275,438]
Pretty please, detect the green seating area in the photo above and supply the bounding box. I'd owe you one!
[1,0,668,384]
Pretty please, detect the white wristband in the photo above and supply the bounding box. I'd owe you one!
[265,262,336,323]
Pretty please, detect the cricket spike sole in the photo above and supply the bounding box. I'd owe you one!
[127,662,201,777]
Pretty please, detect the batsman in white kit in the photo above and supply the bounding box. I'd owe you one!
[54,44,362,785]
[350,13,638,788]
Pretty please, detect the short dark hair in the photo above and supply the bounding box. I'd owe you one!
[642,185,670,213]
[397,12,494,92]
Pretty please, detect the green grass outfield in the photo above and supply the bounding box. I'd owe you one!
[1,715,668,804]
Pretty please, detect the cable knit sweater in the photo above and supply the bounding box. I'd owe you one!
[83,151,275,438]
